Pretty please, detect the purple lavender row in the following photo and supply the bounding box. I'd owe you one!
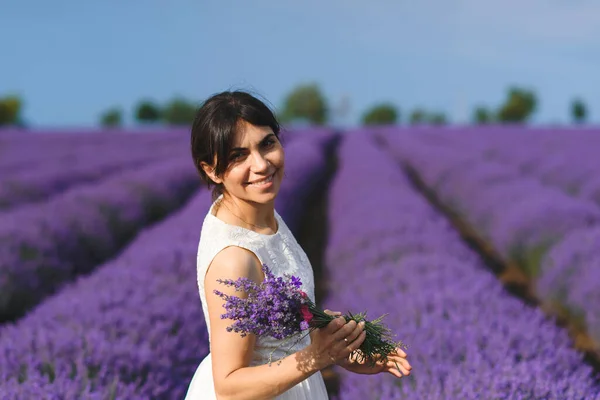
[324,131,599,399]
[1,366,142,400]
[1,130,187,178]
[0,132,335,399]
[421,127,600,201]
[537,227,600,344]
[473,134,600,347]
[387,128,600,346]
[0,140,188,211]
[425,130,600,344]
[0,158,199,322]
[378,130,600,274]
[0,129,190,174]
[0,190,211,400]
[378,130,600,347]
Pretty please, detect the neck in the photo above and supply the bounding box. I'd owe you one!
[219,194,277,233]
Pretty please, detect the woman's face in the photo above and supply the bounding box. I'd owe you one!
[208,120,285,205]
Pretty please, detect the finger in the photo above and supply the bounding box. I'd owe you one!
[395,347,408,358]
[347,329,367,353]
[332,319,357,342]
[389,360,411,376]
[341,321,364,348]
[324,309,342,316]
[399,357,412,371]
[389,355,411,369]
[388,365,405,378]
[326,316,346,334]
[387,355,411,371]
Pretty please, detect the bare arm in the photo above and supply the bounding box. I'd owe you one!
[205,246,366,400]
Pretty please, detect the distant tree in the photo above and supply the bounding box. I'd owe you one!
[135,100,162,123]
[100,107,123,127]
[571,98,587,124]
[0,102,12,126]
[497,87,537,123]
[280,83,328,125]
[429,112,447,125]
[361,103,399,125]
[0,95,23,126]
[473,106,494,124]
[162,97,197,126]
[409,108,426,125]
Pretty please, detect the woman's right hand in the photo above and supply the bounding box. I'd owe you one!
[308,316,367,370]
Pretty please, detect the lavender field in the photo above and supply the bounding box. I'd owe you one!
[1,127,599,399]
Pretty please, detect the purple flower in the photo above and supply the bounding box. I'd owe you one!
[214,264,306,340]
[300,321,309,331]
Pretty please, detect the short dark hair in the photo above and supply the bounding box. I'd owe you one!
[190,90,281,201]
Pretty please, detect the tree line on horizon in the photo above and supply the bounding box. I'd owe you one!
[0,84,591,128]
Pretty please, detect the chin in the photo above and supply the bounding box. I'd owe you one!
[248,187,280,205]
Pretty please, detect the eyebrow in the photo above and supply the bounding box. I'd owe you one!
[230,133,275,153]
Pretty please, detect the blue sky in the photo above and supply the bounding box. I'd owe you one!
[2,0,599,128]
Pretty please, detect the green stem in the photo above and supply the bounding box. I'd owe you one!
[307,302,407,368]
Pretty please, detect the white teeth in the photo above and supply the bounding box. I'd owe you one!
[249,174,274,186]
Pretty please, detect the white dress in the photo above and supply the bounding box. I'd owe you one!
[184,196,329,400]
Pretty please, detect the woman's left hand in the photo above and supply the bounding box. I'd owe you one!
[323,309,412,378]
[338,347,412,378]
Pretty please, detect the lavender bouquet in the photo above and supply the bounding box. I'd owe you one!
[214,263,407,368]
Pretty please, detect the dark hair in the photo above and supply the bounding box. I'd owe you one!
[191,90,282,201]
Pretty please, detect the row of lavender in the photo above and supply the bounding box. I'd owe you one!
[0,132,190,210]
[413,127,600,203]
[324,131,599,399]
[0,128,190,173]
[376,128,600,348]
[410,127,600,212]
[423,129,600,326]
[0,158,200,323]
[0,125,313,176]
[0,131,339,399]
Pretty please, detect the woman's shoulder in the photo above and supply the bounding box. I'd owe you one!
[206,245,262,281]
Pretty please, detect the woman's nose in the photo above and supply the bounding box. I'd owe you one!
[250,152,269,171]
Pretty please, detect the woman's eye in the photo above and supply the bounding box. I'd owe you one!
[263,138,276,147]
[229,153,243,161]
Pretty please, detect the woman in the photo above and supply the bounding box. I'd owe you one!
[185,90,411,400]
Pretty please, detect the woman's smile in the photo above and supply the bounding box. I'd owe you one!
[245,170,277,188]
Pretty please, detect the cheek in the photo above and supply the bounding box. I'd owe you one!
[272,149,285,168]
[222,166,247,189]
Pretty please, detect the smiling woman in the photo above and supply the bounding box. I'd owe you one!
[202,122,284,236]
[191,91,283,203]
[185,90,384,400]
[206,124,284,220]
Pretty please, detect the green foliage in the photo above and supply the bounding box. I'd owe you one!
[497,87,537,123]
[0,95,23,126]
[473,106,494,124]
[162,97,197,126]
[570,98,587,124]
[362,103,398,125]
[428,112,447,125]
[280,83,328,125]
[409,108,426,125]
[135,100,162,123]
[406,107,448,126]
[99,107,123,127]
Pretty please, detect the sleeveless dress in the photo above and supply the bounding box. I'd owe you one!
[184,196,329,400]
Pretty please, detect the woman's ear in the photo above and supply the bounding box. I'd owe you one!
[200,161,223,184]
